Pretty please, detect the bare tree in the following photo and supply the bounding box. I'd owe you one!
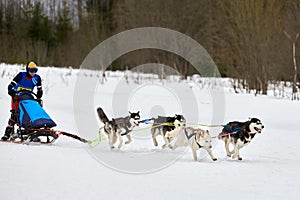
[219,0,285,94]
[112,0,210,77]
[284,0,300,100]
[284,31,299,100]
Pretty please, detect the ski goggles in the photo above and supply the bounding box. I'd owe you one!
[28,67,38,73]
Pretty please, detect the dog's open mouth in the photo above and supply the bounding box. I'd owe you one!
[254,127,262,133]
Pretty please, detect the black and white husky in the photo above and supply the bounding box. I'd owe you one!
[169,127,217,161]
[151,114,186,148]
[218,118,264,160]
[97,107,140,149]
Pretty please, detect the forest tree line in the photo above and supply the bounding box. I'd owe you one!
[0,0,299,95]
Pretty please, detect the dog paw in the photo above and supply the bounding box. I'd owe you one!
[118,145,122,149]
[212,158,217,161]
[162,144,167,149]
[125,141,131,145]
[238,157,243,161]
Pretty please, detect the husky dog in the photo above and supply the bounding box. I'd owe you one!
[151,114,186,148]
[97,107,140,149]
[218,118,264,160]
[169,127,217,161]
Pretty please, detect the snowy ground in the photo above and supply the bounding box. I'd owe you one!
[0,63,299,200]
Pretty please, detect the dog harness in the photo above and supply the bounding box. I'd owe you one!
[183,128,203,148]
[218,125,241,137]
[223,125,241,133]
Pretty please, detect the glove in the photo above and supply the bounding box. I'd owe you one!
[37,89,43,99]
[8,88,16,97]
[8,83,16,97]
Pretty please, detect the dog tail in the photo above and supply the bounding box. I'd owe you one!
[97,107,110,124]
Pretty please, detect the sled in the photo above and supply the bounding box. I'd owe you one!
[3,91,87,145]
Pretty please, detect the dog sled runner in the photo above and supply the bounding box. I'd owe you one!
[1,91,87,145]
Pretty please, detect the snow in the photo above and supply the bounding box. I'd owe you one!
[0,63,300,200]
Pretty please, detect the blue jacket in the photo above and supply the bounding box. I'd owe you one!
[9,72,42,93]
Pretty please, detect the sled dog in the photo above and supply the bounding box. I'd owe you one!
[151,114,186,148]
[169,127,217,161]
[218,118,264,160]
[97,107,140,149]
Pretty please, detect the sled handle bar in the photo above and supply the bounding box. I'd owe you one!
[16,90,38,98]
[13,90,41,102]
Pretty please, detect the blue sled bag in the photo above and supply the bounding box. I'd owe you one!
[19,100,57,128]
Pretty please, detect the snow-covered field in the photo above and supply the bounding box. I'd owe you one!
[0,63,299,200]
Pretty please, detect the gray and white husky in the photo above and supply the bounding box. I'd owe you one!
[168,127,217,161]
[97,107,140,149]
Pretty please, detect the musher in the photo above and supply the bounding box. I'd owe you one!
[1,61,43,141]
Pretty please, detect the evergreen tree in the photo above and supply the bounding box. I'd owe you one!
[55,2,72,44]
[86,0,114,36]
[26,2,51,42]
[0,3,3,34]
[4,2,15,34]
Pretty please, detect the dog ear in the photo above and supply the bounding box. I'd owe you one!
[137,111,140,114]
[195,129,204,138]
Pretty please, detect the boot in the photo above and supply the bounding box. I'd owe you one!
[1,134,10,141]
[1,126,13,141]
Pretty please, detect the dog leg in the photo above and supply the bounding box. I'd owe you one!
[117,132,123,149]
[224,138,233,157]
[108,133,115,149]
[191,148,198,161]
[151,129,158,147]
[169,144,175,150]
[232,144,242,160]
[169,139,178,150]
[236,148,242,160]
[125,134,132,144]
[206,149,217,161]
[108,137,114,149]
[169,139,179,150]
[162,135,170,149]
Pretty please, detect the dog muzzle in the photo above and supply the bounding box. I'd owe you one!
[254,126,264,133]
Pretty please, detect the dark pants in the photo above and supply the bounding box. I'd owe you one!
[4,97,19,137]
